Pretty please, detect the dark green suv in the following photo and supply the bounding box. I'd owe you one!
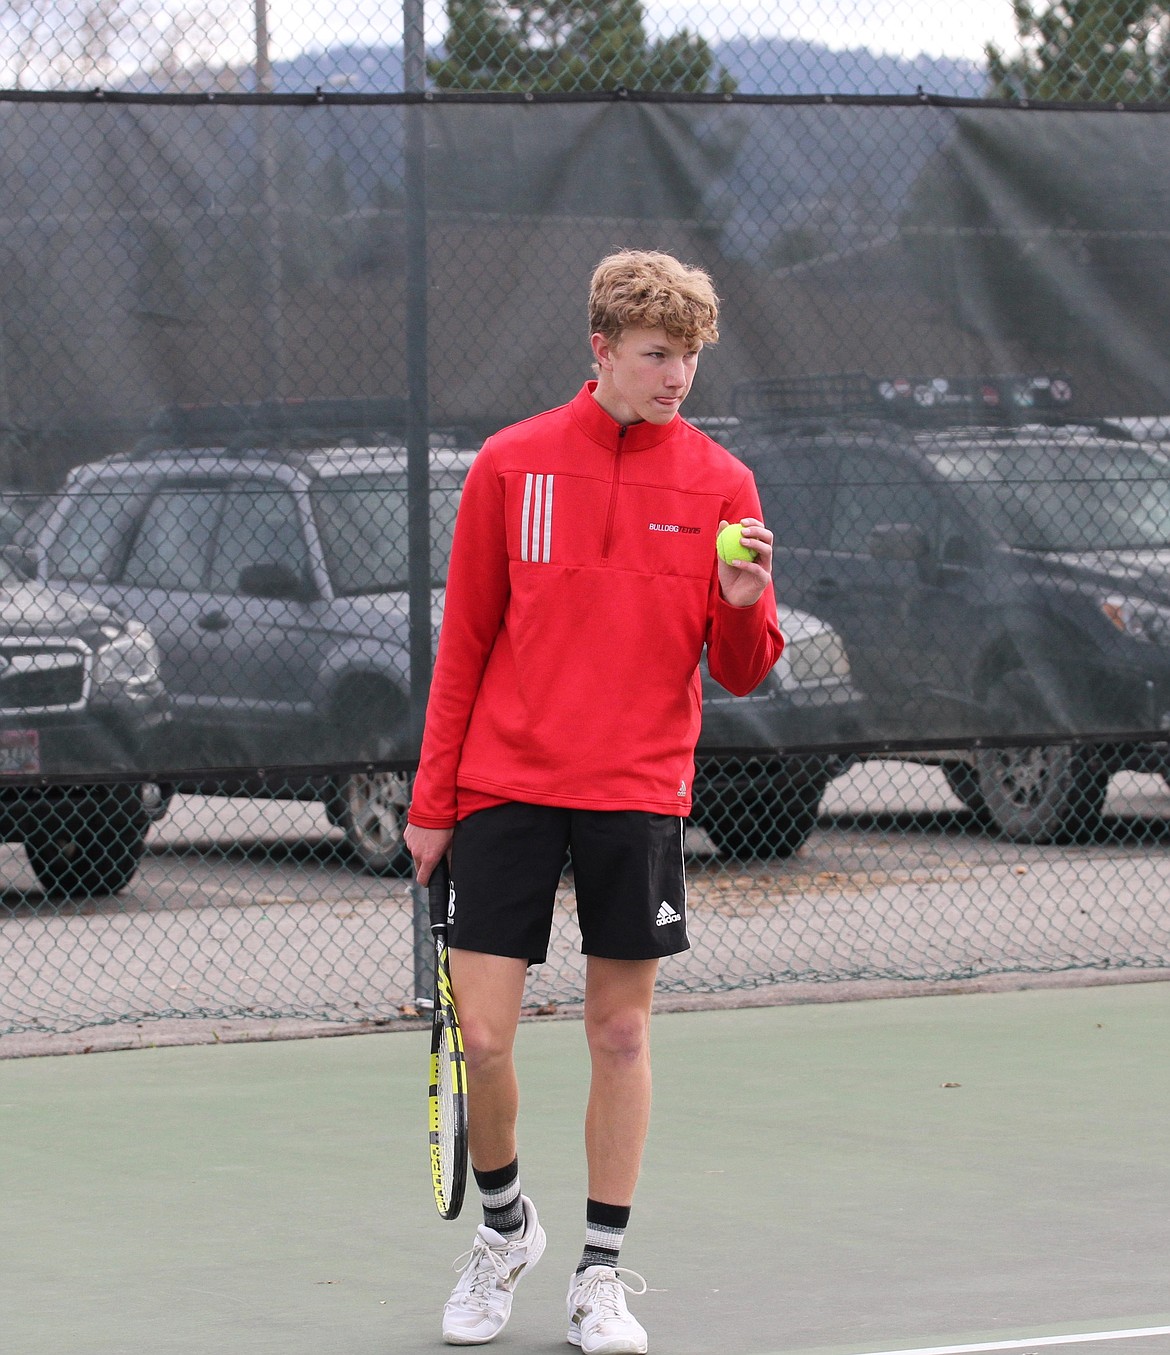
[723,373,1170,843]
[0,551,169,895]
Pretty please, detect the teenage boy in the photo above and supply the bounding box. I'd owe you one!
[405,248,783,1353]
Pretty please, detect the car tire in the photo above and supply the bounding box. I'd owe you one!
[326,726,413,875]
[970,672,1108,844]
[142,781,173,823]
[691,758,827,860]
[24,785,149,897]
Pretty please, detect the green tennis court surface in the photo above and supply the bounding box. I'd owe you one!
[4,983,1168,1355]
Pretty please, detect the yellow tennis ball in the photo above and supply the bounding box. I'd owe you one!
[716,522,758,564]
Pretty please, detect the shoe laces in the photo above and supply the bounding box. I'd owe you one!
[576,1266,648,1321]
[451,1237,513,1308]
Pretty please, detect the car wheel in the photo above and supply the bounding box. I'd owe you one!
[327,728,413,875]
[691,758,827,860]
[141,781,173,823]
[971,672,1108,843]
[24,785,149,897]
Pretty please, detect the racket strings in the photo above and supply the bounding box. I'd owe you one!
[431,1006,468,1215]
[437,1030,461,1191]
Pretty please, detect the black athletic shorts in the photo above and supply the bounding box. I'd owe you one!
[448,803,689,964]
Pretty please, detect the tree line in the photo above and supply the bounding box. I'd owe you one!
[3,0,1168,102]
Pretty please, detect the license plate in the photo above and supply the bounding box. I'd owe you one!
[0,729,40,774]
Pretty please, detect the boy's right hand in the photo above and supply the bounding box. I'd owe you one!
[404,823,454,885]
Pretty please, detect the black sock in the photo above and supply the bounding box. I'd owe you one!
[577,1199,630,1273]
[474,1159,524,1238]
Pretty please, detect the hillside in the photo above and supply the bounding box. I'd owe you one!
[264,37,986,98]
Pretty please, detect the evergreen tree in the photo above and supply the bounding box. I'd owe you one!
[987,0,1170,101]
[429,0,735,93]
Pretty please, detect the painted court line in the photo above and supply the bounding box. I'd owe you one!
[856,1326,1170,1355]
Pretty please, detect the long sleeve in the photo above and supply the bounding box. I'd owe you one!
[407,444,510,828]
[705,469,785,697]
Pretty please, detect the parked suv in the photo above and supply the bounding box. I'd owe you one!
[0,553,168,896]
[35,414,863,867]
[720,372,1170,842]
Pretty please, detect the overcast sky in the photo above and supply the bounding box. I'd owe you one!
[644,0,1018,61]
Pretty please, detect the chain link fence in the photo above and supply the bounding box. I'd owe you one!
[9,0,1170,101]
[3,0,1170,1039]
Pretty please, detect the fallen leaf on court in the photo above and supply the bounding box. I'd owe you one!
[399,1003,420,1018]
[941,1082,961,1088]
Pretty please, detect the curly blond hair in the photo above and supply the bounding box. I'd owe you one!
[588,249,720,348]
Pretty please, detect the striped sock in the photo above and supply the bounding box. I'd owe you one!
[577,1199,631,1273]
[474,1159,524,1238]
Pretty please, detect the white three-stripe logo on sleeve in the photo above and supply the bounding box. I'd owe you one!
[521,472,555,563]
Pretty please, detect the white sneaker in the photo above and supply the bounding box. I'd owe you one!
[566,1265,649,1354]
[442,1195,546,1345]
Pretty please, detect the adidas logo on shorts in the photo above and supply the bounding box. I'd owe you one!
[655,900,682,927]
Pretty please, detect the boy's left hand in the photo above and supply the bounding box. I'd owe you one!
[717,517,773,607]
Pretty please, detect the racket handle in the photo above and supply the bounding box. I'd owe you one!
[427,858,451,933]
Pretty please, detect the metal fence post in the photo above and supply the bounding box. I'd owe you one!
[405,0,432,1002]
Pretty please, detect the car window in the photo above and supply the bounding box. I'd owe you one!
[310,470,462,596]
[122,487,219,590]
[43,485,149,582]
[830,454,940,554]
[209,484,309,594]
[741,445,835,551]
[925,438,1170,551]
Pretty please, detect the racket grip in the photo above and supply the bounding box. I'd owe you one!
[427,858,451,933]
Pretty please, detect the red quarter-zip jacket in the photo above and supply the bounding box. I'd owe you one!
[407,382,785,828]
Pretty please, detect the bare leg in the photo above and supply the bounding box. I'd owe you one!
[448,949,529,1172]
[582,956,659,1205]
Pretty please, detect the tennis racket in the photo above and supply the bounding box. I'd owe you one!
[427,857,468,1220]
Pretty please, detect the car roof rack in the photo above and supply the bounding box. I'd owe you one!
[731,373,1075,425]
[145,396,409,446]
[125,397,415,463]
[127,424,478,470]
